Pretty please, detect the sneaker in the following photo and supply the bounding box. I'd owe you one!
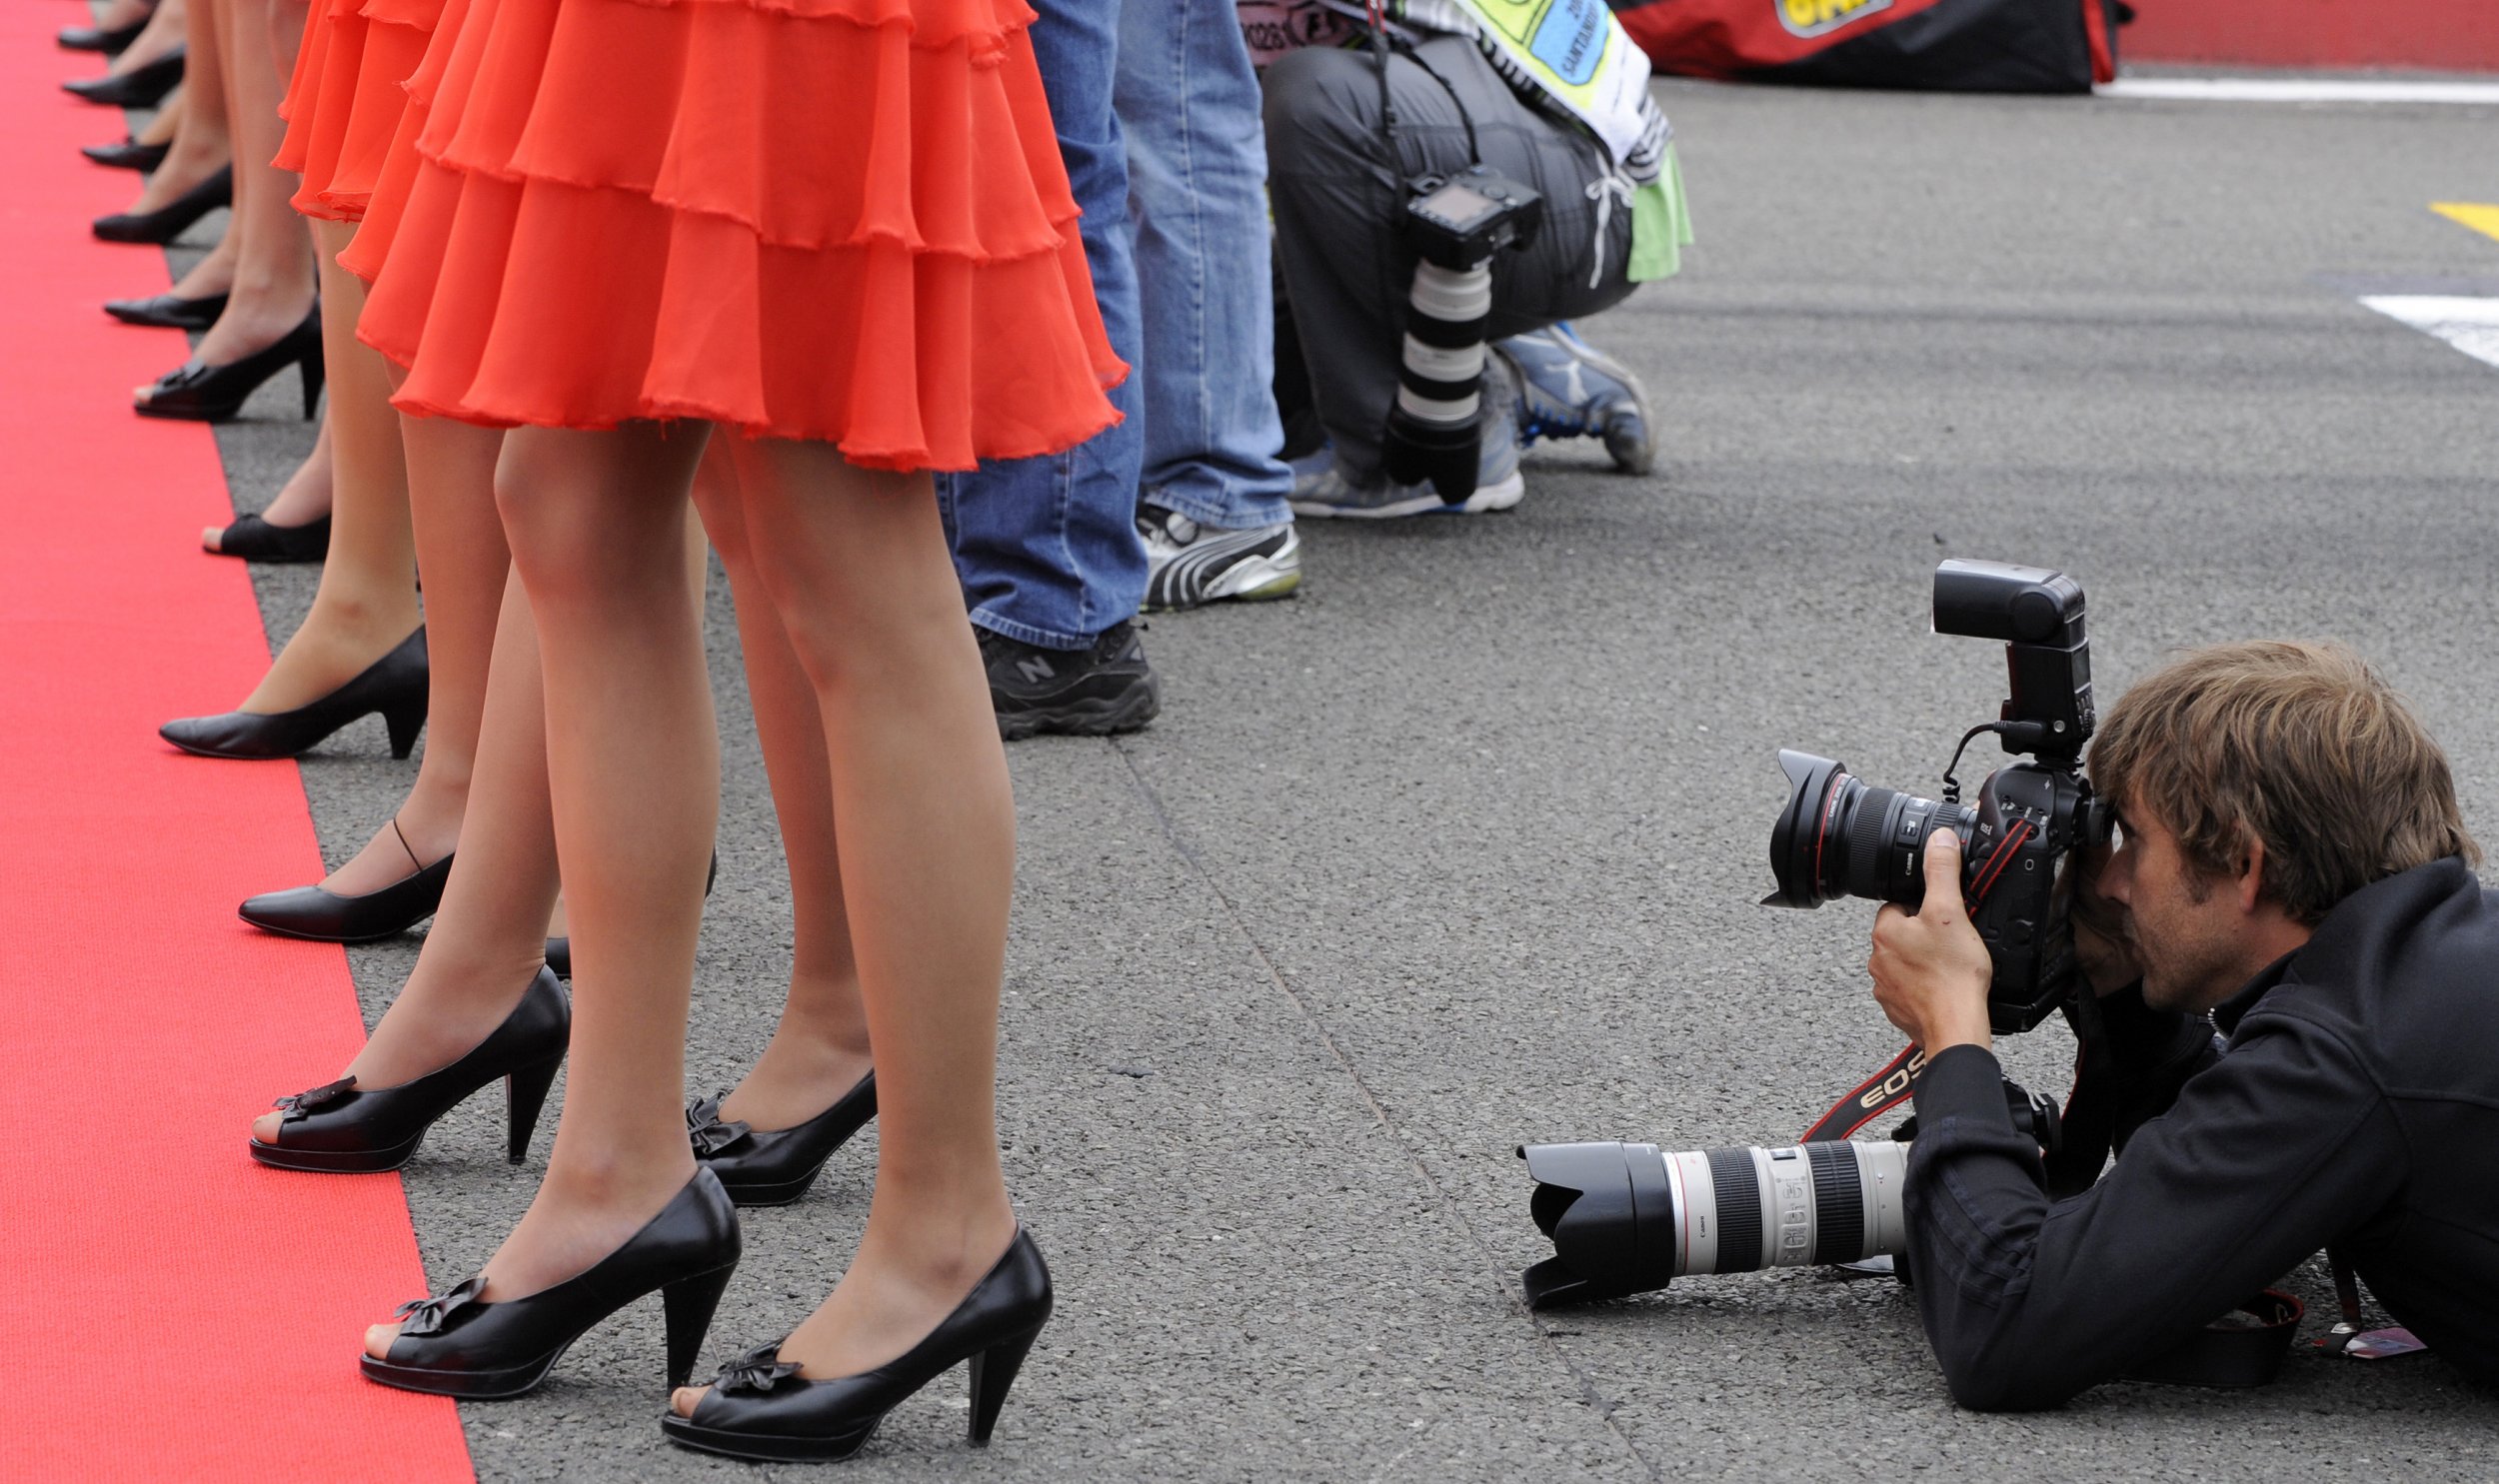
[977,620,1161,741]
[1138,506,1302,611]
[1494,322,1655,476]
[1289,366,1524,519]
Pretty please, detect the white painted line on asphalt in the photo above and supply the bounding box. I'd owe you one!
[2360,295,2499,370]
[2100,78,2499,105]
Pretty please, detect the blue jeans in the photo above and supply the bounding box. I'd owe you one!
[1115,0,1294,532]
[937,0,1146,651]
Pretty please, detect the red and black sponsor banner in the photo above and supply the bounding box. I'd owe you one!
[1610,0,2117,93]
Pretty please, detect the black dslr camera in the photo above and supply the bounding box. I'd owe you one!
[1763,559,2111,1032]
[1378,165,1542,506]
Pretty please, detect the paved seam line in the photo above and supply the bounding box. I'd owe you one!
[1106,736,1663,1482]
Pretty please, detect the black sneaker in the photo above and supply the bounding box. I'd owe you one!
[978,620,1161,740]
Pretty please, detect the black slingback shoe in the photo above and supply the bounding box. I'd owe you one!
[241,819,452,942]
[160,626,427,759]
[135,305,323,422]
[251,968,569,1173]
[207,510,330,562]
[662,1228,1053,1462]
[63,47,183,107]
[686,1073,876,1207]
[92,163,231,245]
[546,852,714,978]
[106,289,229,330]
[364,1167,743,1400]
[82,137,170,171]
[60,16,151,55]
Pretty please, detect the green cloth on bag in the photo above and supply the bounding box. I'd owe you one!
[1626,143,1692,283]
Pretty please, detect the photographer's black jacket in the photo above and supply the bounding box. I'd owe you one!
[1904,856,2499,1409]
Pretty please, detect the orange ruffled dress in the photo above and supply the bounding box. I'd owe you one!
[274,0,444,222]
[350,0,1124,473]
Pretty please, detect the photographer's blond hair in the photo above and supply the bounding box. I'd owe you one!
[2089,641,2478,922]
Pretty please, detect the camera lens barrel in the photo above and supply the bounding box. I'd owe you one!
[1766,749,1974,909]
[1520,1138,1909,1307]
[1379,262,1493,504]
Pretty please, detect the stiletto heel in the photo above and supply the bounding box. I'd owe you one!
[663,1265,739,1390]
[363,1169,743,1399]
[662,1229,1054,1463]
[967,1325,1043,1446]
[385,697,425,758]
[251,969,569,1173]
[504,1055,562,1164]
[301,352,326,419]
[161,625,426,759]
[133,304,322,422]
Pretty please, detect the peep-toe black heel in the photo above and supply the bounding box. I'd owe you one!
[363,1167,743,1399]
[240,818,452,942]
[92,162,229,244]
[685,1072,876,1207]
[661,1228,1053,1462]
[134,304,322,421]
[159,625,426,759]
[250,967,569,1173]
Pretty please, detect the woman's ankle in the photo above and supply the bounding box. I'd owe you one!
[721,1003,874,1128]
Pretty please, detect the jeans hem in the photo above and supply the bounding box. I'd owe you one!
[970,609,1111,652]
[1144,483,1296,533]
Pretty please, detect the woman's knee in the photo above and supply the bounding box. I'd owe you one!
[493,431,690,602]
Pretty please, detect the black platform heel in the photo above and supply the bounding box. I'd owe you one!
[63,46,183,107]
[135,304,322,422]
[241,819,453,942]
[92,163,230,245]
[686,1072,876,1207]
[107,289,229,330]
[363,1168,743,1399]
[661,1228,1053,1462]
[251,967,569,1173]
[160,626,426,759]
[82,137,170,171]
[207,510,329,562]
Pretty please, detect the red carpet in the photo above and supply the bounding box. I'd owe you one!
[0,15,471,1481]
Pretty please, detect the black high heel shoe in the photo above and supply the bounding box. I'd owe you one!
[686,1073,876,1207]
[546,851,715,977]
[106,290,229,330]
[240,819,453,942]
[207,510,330,563]
[63,46,183,107]
[364,1168,743,1399]
[60,15,151,55]
[82,137,170,171]
[251,967,569,1173]
[134,306,323,422]
[160,626,427,760]
[93,163,231,245]
[662,1229,1054,1462]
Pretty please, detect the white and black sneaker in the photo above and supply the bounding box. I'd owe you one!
[1138,506,1302,612]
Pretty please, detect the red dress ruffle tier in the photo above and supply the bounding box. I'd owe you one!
[352,0,1125,472]
[275,0,445,221]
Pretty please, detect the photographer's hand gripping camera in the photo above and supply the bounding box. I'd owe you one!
[1518,561,2104,1309]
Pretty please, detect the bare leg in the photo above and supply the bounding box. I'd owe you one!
[103,0,185,73]
[361,423,716,1360]
[135,85,183,147]
[93,0,160,37]
[134,0,314,387]
[687,446,873,1131]
[672,443,1016,1416]
[231,220,420,717]
[204,410,332,549]
[117,0,228,218]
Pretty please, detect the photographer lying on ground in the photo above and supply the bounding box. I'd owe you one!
[1870,640,2499,1409]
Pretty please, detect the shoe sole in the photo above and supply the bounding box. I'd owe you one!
[248,1129,426,1174]
[661,1413,883,1462]
[994,677,1162,741]
[1290,472,1524,520]
[236,906,436,945]
[716,1166,826,1208]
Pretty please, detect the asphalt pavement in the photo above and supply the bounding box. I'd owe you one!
[192,72,2499,1482]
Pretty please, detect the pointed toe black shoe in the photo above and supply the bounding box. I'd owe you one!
[661,1229,1053,1463]
[63,47,183,107]
[686,1073,876,1207]
[106,290,229,330]
[60,15,151,54]
[250,968,569,1173]
[207,510,329,562]
[362,1167,743,1399]
[240,821,453,943]
[135,304,323,423]
[93,163,232,245]
[160,626,426,759]
[82,137,170,171]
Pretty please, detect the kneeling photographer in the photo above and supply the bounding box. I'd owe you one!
[1870,638,2499,1408]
